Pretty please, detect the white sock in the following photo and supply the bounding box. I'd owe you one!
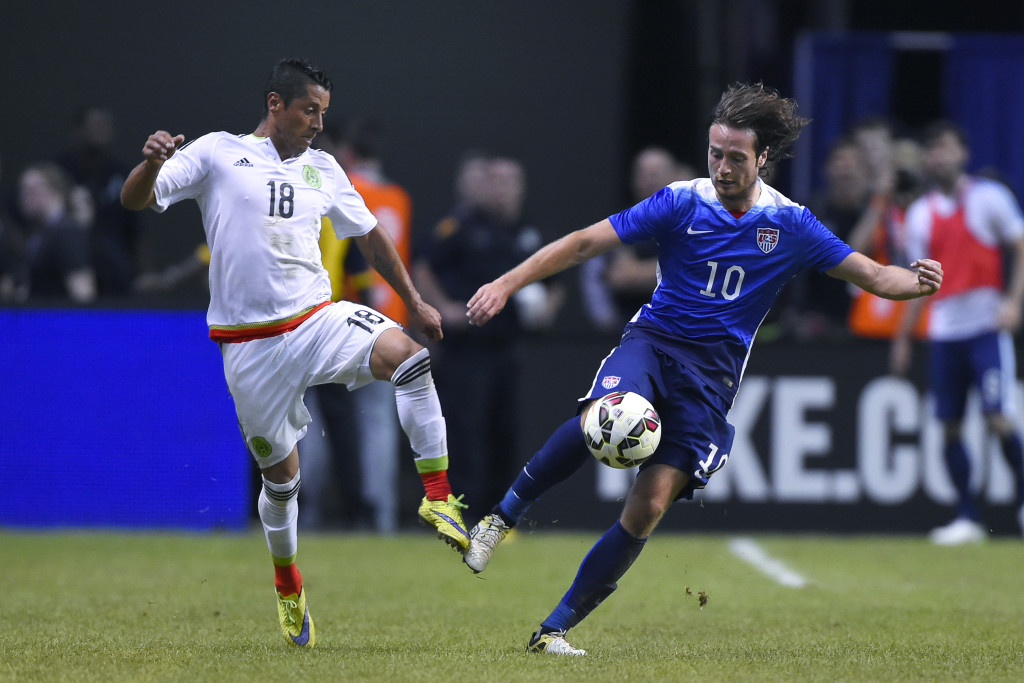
[259,472,300,562]
[392,348,448,470]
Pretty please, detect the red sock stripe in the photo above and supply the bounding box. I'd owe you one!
[421,470,452,501]
[275,563,303,597]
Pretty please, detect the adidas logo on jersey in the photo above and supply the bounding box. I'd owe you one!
[233,158,253,167]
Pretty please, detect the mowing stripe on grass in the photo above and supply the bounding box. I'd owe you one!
[728,537,809,588]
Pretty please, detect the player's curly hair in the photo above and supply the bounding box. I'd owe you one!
[711,82,810,177]
[262,57,333,116]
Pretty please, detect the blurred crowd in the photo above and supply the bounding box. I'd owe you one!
[5,106,1021,530]
[0,106,142,305]
[5,106,1011,350]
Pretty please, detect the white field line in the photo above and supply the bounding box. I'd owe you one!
[728,537,809,588]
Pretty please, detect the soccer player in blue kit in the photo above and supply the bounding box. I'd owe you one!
[464,83,944,656]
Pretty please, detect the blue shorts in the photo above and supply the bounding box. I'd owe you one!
[929,330,1017,421]
[581,337,734,500]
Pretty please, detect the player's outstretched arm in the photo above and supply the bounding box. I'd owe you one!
[354,224,443,342]
[121,131,185,210]
[827,251,943,300]
[466,219,622,326]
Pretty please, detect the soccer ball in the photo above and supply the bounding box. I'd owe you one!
[583,391,662,469]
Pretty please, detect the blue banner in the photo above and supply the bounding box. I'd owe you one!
[0,309,250,530]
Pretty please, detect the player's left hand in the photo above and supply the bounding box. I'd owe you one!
[911,258,942,296]
[409,300,444,342]
[466,280,512,326]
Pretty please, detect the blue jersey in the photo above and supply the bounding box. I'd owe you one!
[609,178,852,404]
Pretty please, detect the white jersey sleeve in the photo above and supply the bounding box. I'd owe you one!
[971,178,1024,244]
[321,154,377,239]
[152,133,218,211]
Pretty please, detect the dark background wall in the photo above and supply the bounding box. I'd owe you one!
[3,1,1022,279]
[2,1,630,278]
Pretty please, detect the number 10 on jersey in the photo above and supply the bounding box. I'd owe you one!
[700,261,745,300]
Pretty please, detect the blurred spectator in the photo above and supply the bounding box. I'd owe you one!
[19,162,96,303]
[55,106,141,296]
[300,221,375,529]
[334,118,414,326]
[451,151,492,220]
[794,135,874,340]
[581,147,695,330]
[413,152,492,323]
[302,119,411,533]
[0,153,29,303]
[892,120,1024,544]
[847,136,930,339]
[850,116,896,198]
[415,156,563,507]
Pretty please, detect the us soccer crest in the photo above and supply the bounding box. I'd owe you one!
[601,376,621,390]
[756,226,779,254]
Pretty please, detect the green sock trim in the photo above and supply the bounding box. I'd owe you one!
[415,455,449,474]
[271,553,297,567]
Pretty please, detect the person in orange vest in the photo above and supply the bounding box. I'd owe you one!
[847,134,930,339]
[318,118,413,533]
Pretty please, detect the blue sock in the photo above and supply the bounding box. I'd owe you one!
[540,521,647,633]
[496,416,591,524]
[999,432,1024,508]
[944,438,978,521]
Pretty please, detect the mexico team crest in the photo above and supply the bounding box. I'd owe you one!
[756,227,779,254]
[302,165,322,189]
[602,376,621,390]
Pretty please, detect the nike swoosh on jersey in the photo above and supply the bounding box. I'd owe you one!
[687,226,713,235]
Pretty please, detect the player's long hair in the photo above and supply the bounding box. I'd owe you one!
[711,82,810,177]
[262,57,333,116]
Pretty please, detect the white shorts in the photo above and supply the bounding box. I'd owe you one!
[220,301,400,468]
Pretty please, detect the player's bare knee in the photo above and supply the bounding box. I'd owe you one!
[370,328,422,380]
[261,446,299,484]
[620,495,669,537]
[620,508,661,538]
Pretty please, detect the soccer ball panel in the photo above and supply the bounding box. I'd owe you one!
[583,391,662,469]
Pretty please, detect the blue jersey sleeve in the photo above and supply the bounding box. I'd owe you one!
[800,207,854,271]
[609,185,693,244]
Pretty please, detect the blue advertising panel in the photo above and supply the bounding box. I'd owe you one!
[0,309,250,530]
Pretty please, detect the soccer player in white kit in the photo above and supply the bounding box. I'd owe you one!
[121,58,469,648]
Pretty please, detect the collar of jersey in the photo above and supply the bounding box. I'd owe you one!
[247,134,307,164]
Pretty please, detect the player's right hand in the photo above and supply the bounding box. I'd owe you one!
[409,299,444,342]
[142,131,185,162]
[466,280,512,326]
[910,258,942,296]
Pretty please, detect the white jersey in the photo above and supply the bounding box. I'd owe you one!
[152,132,377,339]
[905,177,1024,340]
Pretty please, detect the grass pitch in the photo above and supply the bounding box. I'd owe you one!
[2,528,1023,681]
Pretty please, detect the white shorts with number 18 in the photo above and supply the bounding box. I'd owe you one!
[220,301,400,467]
